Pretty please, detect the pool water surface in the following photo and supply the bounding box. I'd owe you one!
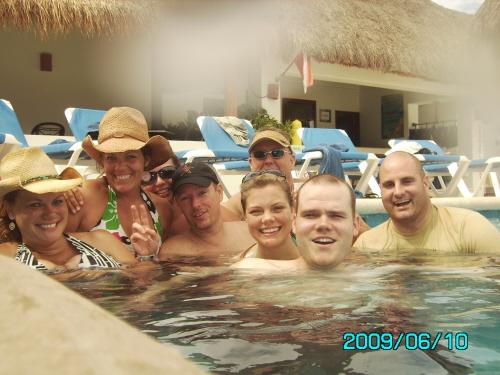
[65,254,500,374]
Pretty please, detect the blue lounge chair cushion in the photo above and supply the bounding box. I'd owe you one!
[0,99,28,147]
[67,108,106,140]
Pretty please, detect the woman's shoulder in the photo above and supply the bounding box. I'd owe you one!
[83,177,108,196]
[0,241,19,257]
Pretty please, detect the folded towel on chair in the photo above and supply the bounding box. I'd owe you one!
[214,116,250,146]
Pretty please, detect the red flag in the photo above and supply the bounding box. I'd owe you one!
[294,52,314,93]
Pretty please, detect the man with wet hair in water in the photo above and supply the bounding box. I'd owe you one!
[158,161,255,261]
[233,174,359,270]
[354,151,500,254]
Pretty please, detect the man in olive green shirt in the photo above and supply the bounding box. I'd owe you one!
[354,152,500,254]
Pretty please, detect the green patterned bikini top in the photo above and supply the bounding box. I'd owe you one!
[91,185,162,251]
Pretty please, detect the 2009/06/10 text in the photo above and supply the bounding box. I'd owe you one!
[342,332,469,351]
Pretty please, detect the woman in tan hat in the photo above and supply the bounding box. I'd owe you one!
[0,147,140,271]
[66,107,176,253]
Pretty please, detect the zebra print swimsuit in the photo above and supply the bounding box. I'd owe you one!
[14,233,121,271]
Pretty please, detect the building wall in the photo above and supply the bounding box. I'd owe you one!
[418,101,457,124]
[359,87,450,147]
[280,77,359,128]
[2,27,471,153]
[0,28,151,135]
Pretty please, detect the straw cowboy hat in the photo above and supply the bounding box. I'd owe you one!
[0,147,82,199]
[82,107,174,169]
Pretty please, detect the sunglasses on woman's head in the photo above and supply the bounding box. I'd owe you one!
[141,166,177,185]
[251,148,289,160]
[242,170,285,184]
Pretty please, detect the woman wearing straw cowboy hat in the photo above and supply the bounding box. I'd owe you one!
[65,107,174,256]
[0,147,138,271]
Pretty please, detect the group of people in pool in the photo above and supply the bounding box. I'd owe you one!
[0,106,499,274]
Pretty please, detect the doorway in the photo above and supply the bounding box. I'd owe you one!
[282,98,316,128]
[335,111,360,146]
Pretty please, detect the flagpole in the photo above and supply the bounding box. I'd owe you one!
[274,55,298,83]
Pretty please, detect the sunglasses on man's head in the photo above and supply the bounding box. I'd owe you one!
[251,148,289,160]
[141,166,177,185]
[242,170,285,184]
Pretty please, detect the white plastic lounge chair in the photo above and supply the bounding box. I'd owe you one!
[63,107,106,167]
[297,128,381,196]
[178,116,254,163]
[388,139,500,197]
[176,116,256,197]
[0,99,75,158]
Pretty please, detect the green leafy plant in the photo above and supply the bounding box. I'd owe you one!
[249,109,292,138]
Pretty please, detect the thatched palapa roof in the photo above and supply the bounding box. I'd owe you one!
[0,0,153,38]
[278,0,472,82]
[474,0,500,37]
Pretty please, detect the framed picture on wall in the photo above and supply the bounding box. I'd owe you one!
[319,109,331,123]
[381,95,404,138]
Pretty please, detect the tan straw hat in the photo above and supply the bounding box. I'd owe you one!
[82,107,174,169]
[0,147,82,199]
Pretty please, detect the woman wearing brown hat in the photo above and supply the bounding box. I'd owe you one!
[0,147,138,271]
[65,107,175,255]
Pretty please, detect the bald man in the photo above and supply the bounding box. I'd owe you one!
[354,151,500,254]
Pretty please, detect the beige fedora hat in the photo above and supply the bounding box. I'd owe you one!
[0,147,82,199]
[82,107,174,169]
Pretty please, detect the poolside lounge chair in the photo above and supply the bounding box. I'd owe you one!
[178,116,254,162]
[388,139,500,197]
[0,132,22,159]
[175,116,256,197]
[65,107,105,140]
[0,99,75,157]
[297,128,381,196]
[63,107,107,167]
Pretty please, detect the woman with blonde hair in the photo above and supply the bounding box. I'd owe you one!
[0,147,145,271]
[66,107,175,256]
[238,170,299,260]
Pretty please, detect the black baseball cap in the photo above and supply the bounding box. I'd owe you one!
[172,161,219,193]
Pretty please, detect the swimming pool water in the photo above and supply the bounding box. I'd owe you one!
[65,255,500,374]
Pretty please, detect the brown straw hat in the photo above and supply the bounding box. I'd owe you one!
[0,147,82,199]
[81,107,174,170]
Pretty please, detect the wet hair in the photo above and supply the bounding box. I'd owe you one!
[240,173,293,213]
[142,145,180,168]
[168,154,180,167]
[0,191,21,243]
[294,174,355,215]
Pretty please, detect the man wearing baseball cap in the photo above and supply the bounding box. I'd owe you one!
[158,161,255,261]
[222,126,296,221]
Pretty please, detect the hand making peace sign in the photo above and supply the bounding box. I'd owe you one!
[130,204,161,257]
